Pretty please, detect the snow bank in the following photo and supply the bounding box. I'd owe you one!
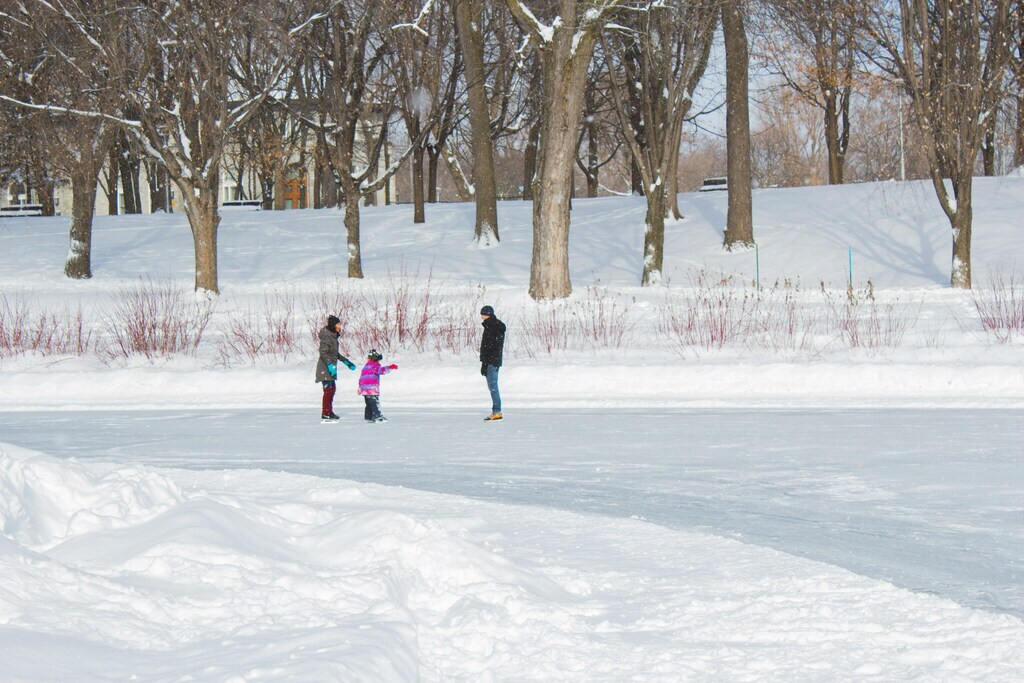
[2,360,1023,412]
[0,443,184,548]
[2,443,1024,681]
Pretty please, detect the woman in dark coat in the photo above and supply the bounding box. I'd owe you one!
[316,315,354,421]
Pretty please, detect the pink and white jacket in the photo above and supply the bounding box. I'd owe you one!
[357,360,393,396]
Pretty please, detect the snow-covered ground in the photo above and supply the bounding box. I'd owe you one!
[1,178,1023,680]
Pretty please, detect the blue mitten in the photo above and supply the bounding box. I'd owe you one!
[327,363,337,378]
[343,359,357,371]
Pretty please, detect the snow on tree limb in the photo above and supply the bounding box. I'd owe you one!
[392,0,437,37]
[0,94,140,128]
[505,0,554,44]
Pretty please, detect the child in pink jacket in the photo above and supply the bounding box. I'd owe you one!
[358,349,398,423]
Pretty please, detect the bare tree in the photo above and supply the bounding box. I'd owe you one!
[104,0,292,293]
[757,0,863,185]
[0,1,119,279]
[232,21,311,211]
[862,0,1013,288]
[574,58,625,198]
[506,0,646,300]
[424,74,466,204]
[393,0,462,224]
[750,87,827,186]
[454,0,502,242]
[116,128,143,214]
[602,0,717,285]
[721,0,755,250]
[294,0,417,278]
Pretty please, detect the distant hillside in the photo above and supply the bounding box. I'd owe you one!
[1,176,1022,293]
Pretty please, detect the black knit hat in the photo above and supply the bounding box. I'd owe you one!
[480,305,495,316]
[327,315,341,330]
[367,348,383,361]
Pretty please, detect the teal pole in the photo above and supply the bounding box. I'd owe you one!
[756,243,760,290]
[848,247,853,288]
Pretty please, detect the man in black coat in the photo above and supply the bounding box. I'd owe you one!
[479,305,506,421]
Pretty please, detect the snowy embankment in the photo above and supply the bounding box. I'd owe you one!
[3,442,1024,681]
[1,178,1023,679]
[2,361,1024,412]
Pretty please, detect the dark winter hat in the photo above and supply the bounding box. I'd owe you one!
[480,305,495,316]
[327,315,341,330]
[367,348,383,361]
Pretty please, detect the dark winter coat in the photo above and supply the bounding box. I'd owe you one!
[315,326,349,382]
[479,316,506,367]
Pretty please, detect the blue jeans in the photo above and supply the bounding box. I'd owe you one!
[485,364,501,413]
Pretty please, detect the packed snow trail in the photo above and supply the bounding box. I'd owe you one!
[2,406,1020,620]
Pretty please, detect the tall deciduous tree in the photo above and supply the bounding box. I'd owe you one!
[758,0,862,185]
[863,0,1013,288]
[394,0,461,225]
[295,0,417,278]
[574,57,625,199]
[721,0,755,250]
[115,0,291,293]
[506,0,643,300]
[0,0,119,279]
[602,0,717,285]
[455,0,501,243]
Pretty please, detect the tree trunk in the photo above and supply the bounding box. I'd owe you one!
[119,148,142,214]
[530,157,574,299]
[28,162,56,216]
[64,168,100,279]
[105,146,120,215]
[641,185,666,286]
[529,48,591,299]
[412,145,426,223]
[427,145,440,203]
[184,186,221,293]
[383,143,392,206]
[273,164,286,210]
[982,110,997,176]
[442,147,475,202]
[930,170,974,289]
[37,182,55,217]
[824,95,845,184]
[115,132,142,214]
[313,163,323,209]
[343,182,363,278]
[630,159,644,195]
[1016,88,1024,168]
[668,116,685,220]
[321,168,339,209]
[950,197,973,289]
[586,114,599,198]
[629,84,645,196]
[147,161,169,213]
[455,0,500,243]
[721,1,755,249]
[523,119,541,200]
